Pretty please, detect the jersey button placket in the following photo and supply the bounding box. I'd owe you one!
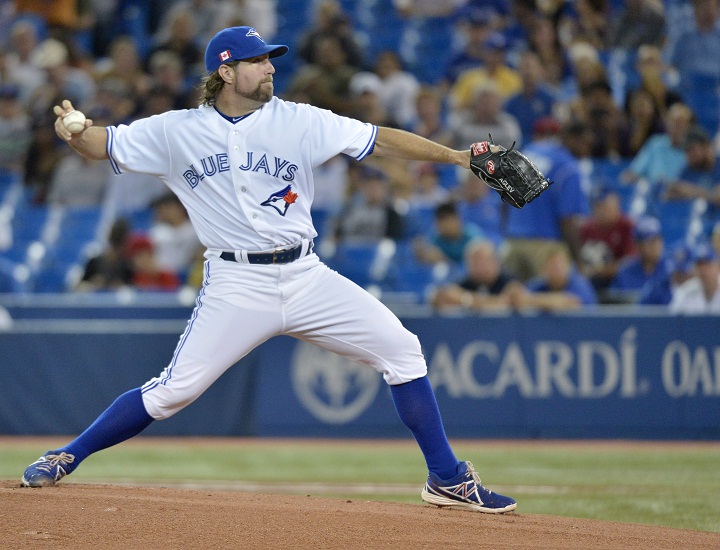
[228,129,257,231]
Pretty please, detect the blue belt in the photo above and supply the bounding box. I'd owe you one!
[220,241,312,265]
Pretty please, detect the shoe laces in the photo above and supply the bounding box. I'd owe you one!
[464,461,487,491]
[36,452,75,473]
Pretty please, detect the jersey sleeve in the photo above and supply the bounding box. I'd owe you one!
[305,106,377,166]
[106,114,171,177]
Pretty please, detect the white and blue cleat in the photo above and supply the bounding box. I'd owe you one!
[21,451,76,487]
[421,461,517,514]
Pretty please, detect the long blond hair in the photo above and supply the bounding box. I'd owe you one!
[199,61,239,106]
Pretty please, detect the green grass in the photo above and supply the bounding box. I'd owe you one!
[2,438,719,533]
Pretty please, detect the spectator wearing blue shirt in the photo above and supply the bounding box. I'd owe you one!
[455,170,504,248]
[620,102,692,186]
[503,51,557,146]
[664,125,720,206]
[638,242,695,305]
[667,0,720,91]
[443,9,493,88]
[507,246,597,311]
[413,201,483,268]
[504,117,590,281]
[609,216,669,302]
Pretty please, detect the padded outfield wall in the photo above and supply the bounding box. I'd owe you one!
[1,295,719,439]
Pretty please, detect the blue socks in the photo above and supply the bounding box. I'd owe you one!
[53,379,460,481]
[390,375,460,480]
[57,388,154,473]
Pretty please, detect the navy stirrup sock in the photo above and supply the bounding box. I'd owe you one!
[58,388,155,473]
[390,376,460,480]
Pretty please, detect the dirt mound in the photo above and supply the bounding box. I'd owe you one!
[2,481,718,549]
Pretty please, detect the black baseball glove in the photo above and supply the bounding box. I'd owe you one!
[469,139,552,208]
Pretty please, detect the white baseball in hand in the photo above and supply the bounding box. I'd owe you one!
[63,110,87,134]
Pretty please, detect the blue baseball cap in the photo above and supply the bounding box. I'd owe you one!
[633,216,662,241]
[204,26,288,73]
[669,243,694,274]
[693,242,718,263]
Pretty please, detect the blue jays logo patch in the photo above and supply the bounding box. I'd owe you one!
[261,185,298,216]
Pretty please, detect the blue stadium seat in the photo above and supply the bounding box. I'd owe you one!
[323,241,381,288]
[654,200,695,248]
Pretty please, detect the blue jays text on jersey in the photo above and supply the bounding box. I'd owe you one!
[183,151,299,189]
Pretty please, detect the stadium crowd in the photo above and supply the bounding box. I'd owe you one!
[1,0,720,314]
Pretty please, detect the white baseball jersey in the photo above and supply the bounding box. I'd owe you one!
[107,97,377,251]
[104,98,426,419]
[669,275,720,314]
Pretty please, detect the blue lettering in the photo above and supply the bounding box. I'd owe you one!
[252,154,270,174]
[217,153,230,173]
[283,164,298,182]
[200,156,217,177]
[273,157,290,178]
[183,166,202,188]
[239,152,253,171]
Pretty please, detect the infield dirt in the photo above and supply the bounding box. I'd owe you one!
[2,480,718,549]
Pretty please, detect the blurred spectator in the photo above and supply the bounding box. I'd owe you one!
[154,0,229,47]
[579,186,637,295]
[503,50,557,146]
[431,239,516,312]
[90,77,138,126]
[503,117,590,281]
[713,221,720,256]
[559,0,611,52]
[623,87,664,157]
[94,35,152,99]
[448,81,522,150]
[146,50,197,110]
[450,32,522,109]
[76,218,134,292]
[410,86,452,146]
[372,51,420,130]
[218,1,278,40]
[23,112,65,203]
[334,165,405,244]
[454,170,504,248]
[296,1,364,68]
[442,9,494,88]
[127,233,181,291]
[15,0,94,43]
[620,102,693,186]
[664,125,720,206]
[26,38,96,122]
[569,77,629,158]
[401,162,449,209]
[627,44,683,118]
[609,216,668,302]
[507,246,598,311]
[608,0,667,50]
[638,242,695,305]
[287,34,357,116]
[0,84,31,175]
[413,200,483,267]
[348,72,392,126]
[393,0,467,18]
[148,193,202,277]
[46,153,112,207]
[311,156,350,215]
[669,242,720,313]
[667,0,720,92]
[3,20,45,104]
[147,11,204,79]
[527,15,572,94]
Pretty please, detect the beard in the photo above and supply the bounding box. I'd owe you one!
[237,79,273,103]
